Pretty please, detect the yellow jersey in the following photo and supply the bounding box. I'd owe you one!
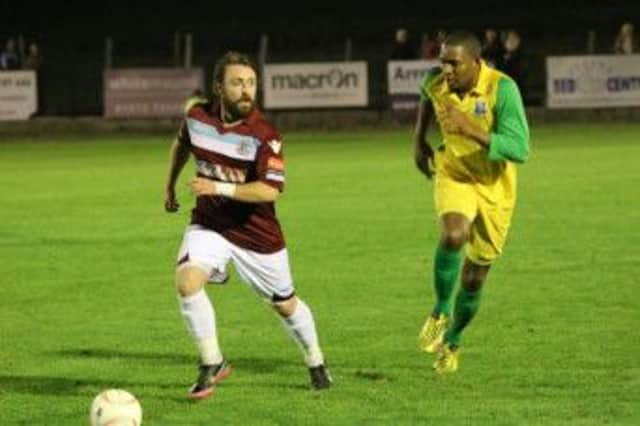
[420,61,529,202]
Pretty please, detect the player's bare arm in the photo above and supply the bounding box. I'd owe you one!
[165,139,191,212]
[414,99,436,179]
[189,177,279,203]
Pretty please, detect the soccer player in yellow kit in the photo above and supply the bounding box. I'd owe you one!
[414,31,530,374]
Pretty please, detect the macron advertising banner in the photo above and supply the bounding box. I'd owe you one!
[387,60,439,122]
[263,62,368,109]
[104,68,203,118]
[547,55,640,108]
[0,71,37,121]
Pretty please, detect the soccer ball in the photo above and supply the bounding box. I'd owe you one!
[90,389,142,426]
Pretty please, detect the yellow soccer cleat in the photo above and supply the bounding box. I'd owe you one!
[418,313,449,353]
[433,343,459,374]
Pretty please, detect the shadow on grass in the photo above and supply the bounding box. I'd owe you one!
[255,381,310,391]
[0,375,171,396]
[51,350,298,374]
[16,351,313,396]
[353,369,392,382]
[0,373,313,402]
[228,356,297,374]
[51,348,192,364]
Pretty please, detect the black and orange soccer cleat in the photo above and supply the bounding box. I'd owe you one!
[188,360,232,400]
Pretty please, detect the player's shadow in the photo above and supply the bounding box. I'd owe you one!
[224,356,296,374]
[51,350,298,373]
[0,375,157,396]
[51,348,192,364]
[352,369,392,383]
[251,381,310,391]
[222,357,320,391]
[23,351,308,397]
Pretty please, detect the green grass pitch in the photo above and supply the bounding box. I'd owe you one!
[0,123,638,425]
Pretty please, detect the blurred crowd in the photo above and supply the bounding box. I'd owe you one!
[390,27,527,98]
[389,22,637,102]
[0,36,43,71]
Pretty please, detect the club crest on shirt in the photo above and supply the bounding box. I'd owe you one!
[237,139,253,156]
[474,100,487,116]
[268,139,282,154]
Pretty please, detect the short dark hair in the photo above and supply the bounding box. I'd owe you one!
[212,51,257,95]
[443,31,482,58]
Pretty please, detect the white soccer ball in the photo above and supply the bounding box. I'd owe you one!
[90,389,143,426]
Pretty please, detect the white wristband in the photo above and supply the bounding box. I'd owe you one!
[215,182,237,197]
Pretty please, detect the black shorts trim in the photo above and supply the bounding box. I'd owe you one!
[272,291,295,302]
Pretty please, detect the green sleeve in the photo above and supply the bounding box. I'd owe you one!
[488,77,530,163]
[419,67,442,103]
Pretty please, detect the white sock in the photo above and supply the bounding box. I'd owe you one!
[281,299,324,367]
[179,290,223,365]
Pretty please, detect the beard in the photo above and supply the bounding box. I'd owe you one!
[221,96,254,122]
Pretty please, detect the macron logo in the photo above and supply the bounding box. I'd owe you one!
[268,139,282,154]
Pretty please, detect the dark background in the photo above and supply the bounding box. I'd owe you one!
[3,1,640,114]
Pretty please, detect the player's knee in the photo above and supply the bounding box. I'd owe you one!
[175,266,207,297]
[272,295,298,317]
[176,278,203,297]
[462,266,489,292]
[441,230,467,250]
[463,277,484,292]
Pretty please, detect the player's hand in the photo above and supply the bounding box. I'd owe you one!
[189,177,216,196]
[415,140,435,179]
[165,188,180,213]
[443,101,490,147]
[443,102,473,136]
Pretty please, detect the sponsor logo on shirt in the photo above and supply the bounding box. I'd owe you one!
[196,160,247,183]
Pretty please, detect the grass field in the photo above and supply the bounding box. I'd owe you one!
[1,123,639,425]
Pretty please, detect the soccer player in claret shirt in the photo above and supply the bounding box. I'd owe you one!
[414,31,530,374]
[164,51,331,398]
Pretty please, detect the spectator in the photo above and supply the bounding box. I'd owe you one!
[497,30,527,102]
[20,41,45,115]
[22,42,43,71]
[0,38,21,70]
[420,33,432,59]
[423,29,446,59]
[614,22,635,54]
[481,28,502,68]
[390,28,415,60]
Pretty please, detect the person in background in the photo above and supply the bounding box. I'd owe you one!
[481,29,502,68]
[424,29,447,59]
[391,28,416,60]
[497,30,526,102]
[0,38,21,70]
[21,41,44,114]
[614,22,635,54]
[22,42,43,71]
[420,33,431,59]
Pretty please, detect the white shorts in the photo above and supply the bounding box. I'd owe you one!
[176,225,295,301]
